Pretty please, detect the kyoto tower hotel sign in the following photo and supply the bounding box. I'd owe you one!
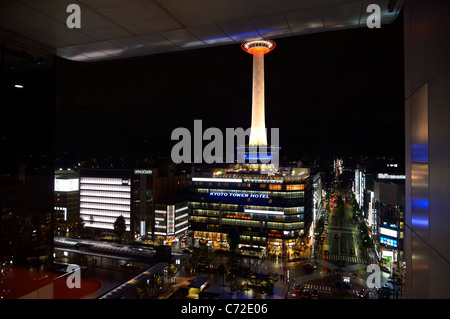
[241,40,276,147]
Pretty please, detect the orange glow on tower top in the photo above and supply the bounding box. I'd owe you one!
[241,40,276,55]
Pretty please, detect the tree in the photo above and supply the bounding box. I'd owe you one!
[114,215,126,240]
[314,216,325,242]
[218,263,227,286]
[184,259,195,280]
[263,273,279,297]
[227,273,244,298]
[147,273,164,297]
[133,286,146,299]
[227,226,240,252]
[73,216,85,236]
[167,263,177,283]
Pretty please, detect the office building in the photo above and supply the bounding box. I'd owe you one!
[373,179,405,268]
[54,169,80,225]
[132,166,190,244]
[79,169,132,233]
[153,201,190,245]
[79,166,190,241]
[190,168,312,256]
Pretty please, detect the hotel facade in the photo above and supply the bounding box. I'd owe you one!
[189,168,312,256]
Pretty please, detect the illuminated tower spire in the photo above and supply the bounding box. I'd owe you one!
[242,39,276,146]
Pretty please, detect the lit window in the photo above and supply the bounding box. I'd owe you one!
[286,184,304,191]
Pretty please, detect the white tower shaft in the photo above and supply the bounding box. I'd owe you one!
[249,50,268,146]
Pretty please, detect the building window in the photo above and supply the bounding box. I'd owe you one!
[286,184,304,191]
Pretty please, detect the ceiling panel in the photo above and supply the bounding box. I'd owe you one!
[188,24,233,45]
[285,7,324,35]
[0,0,403,62]
[109,36,147,50]
[88,1,181,35]
[251,14,292,39]
[161,28,204,48]
[136,33,178,50]
[72,6,131,40]
[23,0,80,24]
[323,1,363,30]
[157,0,334,27]
[219,19,261,42]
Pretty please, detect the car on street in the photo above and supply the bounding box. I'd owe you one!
[323,249,329,255]
[300,290,311,299]
[303,263,317,270]
[357,289,368,298]
[333,233,339,239]
[380,266,390,273]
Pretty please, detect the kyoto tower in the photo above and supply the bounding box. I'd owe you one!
[241,39,276,146]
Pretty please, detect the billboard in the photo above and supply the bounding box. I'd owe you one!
[55,178,79,192]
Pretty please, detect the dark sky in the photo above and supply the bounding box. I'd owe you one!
[56,12,404,163]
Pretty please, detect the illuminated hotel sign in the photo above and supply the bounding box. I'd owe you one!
[377,173,405,180]
[379,227,398,238]
[193,177,242,183]
[55,178,79,192]
[134,169,153,175]
[209,191,269,199]
[244,209,284,215]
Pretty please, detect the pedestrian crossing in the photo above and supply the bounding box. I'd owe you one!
[294,282,377,298]
[302,283,332,293]
[317,253,368,264]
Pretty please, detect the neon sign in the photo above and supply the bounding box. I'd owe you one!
[268,233,281,237]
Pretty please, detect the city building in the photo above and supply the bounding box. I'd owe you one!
[353,166,366,214]
[78,166,191,241]
[79,168,132,233]
[132,166,190,244]
[54,169,80,225]
[189,168,312,256]
[153,201,190,245]
[373,179,405,268]
[353,159,406,275]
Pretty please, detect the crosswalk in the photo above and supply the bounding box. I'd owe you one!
[317,253,368,264]
[293,282,377,298]
[302,282,332,293]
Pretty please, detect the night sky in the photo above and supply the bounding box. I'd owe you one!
[55,12,404,164]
